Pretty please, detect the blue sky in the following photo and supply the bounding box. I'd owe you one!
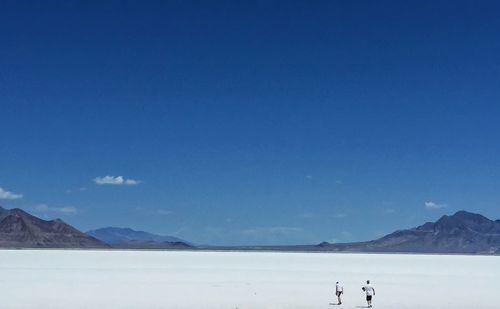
[1,0,499,245]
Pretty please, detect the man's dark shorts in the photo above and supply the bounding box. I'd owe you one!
[366,295,372,301]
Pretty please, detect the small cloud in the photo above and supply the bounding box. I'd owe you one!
[341,231,352,237]
[58,207,78,214]
[0,187,23,200]
[67,187,88,194]
[305,175,313,180]
[385,208,396,214]
[35,204,78,215]
[331,213,347,219]
[425,201,446,209]
[157,209,172,216]
[94,176,141,186]
[125,179,140,185]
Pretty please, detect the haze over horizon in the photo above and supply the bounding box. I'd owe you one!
[1,1,499,245]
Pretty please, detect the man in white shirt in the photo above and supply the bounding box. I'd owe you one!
[362,280,376,308]
[335,281,343,305]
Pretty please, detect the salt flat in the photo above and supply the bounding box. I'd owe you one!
[0,250,498,309]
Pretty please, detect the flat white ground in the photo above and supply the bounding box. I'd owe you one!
[0,250,498,308]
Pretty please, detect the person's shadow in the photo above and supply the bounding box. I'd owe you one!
[329,304,368,308]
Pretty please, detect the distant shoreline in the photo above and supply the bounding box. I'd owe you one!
[0,247,498,257]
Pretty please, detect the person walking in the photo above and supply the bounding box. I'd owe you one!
[335,281,343,305]
[362,280,375,308]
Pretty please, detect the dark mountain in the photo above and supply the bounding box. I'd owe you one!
[0,206,108,248]
[86,227,192,249]
[318,210,500,254]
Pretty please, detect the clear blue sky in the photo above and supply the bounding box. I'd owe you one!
[1,0,499,245]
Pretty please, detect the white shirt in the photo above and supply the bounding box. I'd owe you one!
[363,284,375,296]
[336,283,343,292]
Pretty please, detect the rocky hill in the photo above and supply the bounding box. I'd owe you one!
[0,206,108,248]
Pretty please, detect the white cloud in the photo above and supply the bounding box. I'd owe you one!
[35,204,78,214]
[124,179,140,185]
[425,201,446,209]
[341,231,353,237]
[0,187,23,200]
[58,207,78,214]
[94,176,141,186]
[157,209,173,216]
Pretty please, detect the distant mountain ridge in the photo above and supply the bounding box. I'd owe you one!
[0,206,107,248]
[1,206,498,254]
[87,227,192,249]
[317,210,500,254]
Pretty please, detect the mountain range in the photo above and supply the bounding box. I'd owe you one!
[315,210,500,254]
[206,210,500,254]
[0,206,499,254]
[86,227,191,249]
